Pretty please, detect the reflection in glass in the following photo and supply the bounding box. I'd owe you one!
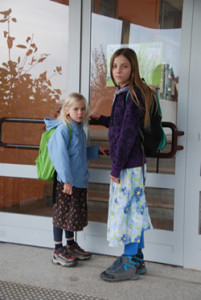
[0,0,69,216]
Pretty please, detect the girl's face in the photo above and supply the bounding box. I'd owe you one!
[112,55,131,88]
[66,100,87,124]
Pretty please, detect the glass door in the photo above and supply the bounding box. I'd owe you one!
[77,0,191,266]
[0,0,72,247]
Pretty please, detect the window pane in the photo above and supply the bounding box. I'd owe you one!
[0,0,69,216]
[0,0,69,165]
[0,177,53,217]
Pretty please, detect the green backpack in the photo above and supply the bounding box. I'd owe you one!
[36,123,71,182]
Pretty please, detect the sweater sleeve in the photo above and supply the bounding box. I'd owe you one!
[47,125,73,184]
[97,115,111,128]
[87,145,99,160]
[110,94,144,178]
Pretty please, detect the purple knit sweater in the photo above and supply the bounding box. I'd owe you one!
[98,86,145,178]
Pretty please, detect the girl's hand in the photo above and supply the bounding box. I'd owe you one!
[89,112,101,120]
[110,175,120,184]
[63,182,72,195]
[98,145,109,156]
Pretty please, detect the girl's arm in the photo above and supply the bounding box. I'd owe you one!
[99,115,111,128]
[90,112,111,128]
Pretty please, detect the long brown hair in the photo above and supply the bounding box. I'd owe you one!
[110,47,157,129]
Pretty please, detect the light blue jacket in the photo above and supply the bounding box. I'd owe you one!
[45,118,98,188]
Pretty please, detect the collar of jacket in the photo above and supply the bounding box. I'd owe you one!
[113,85,129,103]
[115,85,129,96]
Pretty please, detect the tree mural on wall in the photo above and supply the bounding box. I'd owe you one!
[90,46,114,116]
[91,46,107,92]
[0,8,62,117]
[0,8,65,209]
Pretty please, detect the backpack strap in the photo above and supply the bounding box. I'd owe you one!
[66,123,72,139]
[125,89,146,184]
[139,129,146,185]
[126,90,129,102]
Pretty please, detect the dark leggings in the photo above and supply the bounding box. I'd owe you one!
[53,225,74,242]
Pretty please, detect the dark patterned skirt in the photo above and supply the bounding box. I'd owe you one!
[52,181,88,231]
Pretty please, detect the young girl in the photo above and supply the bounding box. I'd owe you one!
[45,93,98,267]
[90,48,155,281]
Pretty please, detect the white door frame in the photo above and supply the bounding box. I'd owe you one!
[183,0,201,270]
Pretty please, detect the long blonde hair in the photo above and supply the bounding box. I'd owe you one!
[110,47,157,129]
[60,93,89,124]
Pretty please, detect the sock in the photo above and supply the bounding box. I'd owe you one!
[65,230,74,246]
[134,249,144,261]
[66,238,74,246]
[136,248,143,257]
[138,248,142,254]
[55,243,62,250]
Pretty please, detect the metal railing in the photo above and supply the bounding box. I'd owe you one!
[0,117,43,150]
[90,119,184,158]
[155,121,184,158]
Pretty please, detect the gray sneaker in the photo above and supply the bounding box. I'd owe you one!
[104,256,122,272]
[133,254,147,275]
[67,242,92,261]
[100,255,140,282]
[105,254,147,275]
[52,247,78,267]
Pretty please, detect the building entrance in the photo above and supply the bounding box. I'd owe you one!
[1,0,201,270]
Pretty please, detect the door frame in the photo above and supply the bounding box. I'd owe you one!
[183,0,201,270]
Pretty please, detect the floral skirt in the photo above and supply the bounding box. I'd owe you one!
[107,166,153,247]
[53,181,88,232]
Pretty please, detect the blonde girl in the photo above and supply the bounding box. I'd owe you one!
[46,93,98,267]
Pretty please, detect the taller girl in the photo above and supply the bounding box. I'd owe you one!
[91,48,155,282]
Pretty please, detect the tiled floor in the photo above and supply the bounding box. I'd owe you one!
[0,280,107,300]
[1,243,201,300]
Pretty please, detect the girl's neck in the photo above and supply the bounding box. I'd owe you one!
[68,118,82,126]
[117,85,129,92]
[119,83,129,89]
